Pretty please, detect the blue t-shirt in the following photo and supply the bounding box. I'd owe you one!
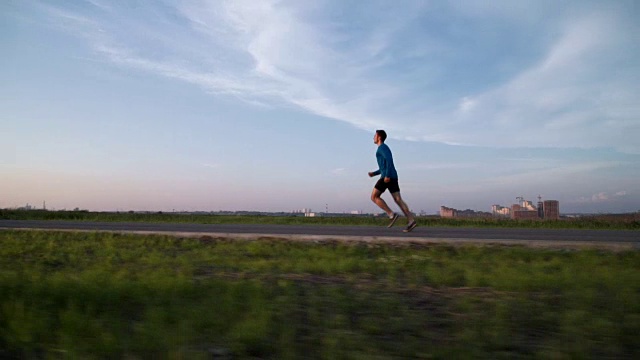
[372,143,398,179]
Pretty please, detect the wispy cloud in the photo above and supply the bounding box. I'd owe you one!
[451,13,640,150]
[576,190,629,204]
[490,161,626,186]
[407,162,480,171]
[36,0,640,152]
[330,168,346,175]
[425,160,628,195]
[201,163,220,169]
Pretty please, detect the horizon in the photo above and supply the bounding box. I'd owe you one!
[2,1,639,214]
[4,201,638,217]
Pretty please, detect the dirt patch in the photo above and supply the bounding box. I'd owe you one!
[189,234,637,251]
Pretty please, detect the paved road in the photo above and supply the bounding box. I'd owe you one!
[1,220,638,247]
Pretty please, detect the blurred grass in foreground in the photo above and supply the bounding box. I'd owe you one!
[2,209,639,229]
[1,230,639,358]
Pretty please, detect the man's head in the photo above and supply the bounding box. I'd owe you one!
[374,129,387,144]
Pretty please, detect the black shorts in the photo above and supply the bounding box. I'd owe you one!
[374,177,400,194]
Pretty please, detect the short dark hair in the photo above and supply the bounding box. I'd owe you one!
[376,129,387,142]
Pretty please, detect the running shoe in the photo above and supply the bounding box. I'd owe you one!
[387,213,399,228]
[403,221,417,233]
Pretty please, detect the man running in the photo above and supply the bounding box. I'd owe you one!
[368,130,417,232]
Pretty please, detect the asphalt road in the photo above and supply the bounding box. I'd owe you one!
[1,220,638,247]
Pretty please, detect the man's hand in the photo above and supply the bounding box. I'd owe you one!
[368,172,375,177]
[384,177,391,183]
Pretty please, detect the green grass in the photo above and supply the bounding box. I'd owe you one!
[2,209,640,229]
[1,230,639,358]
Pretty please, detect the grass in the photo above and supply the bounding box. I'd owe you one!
[2,209,640,229]
[1,230,639,358]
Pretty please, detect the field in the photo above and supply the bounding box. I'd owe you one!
[2,209,639,230]
[1,230,639,358]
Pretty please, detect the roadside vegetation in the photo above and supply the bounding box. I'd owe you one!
[1,209,639,230]
[1,230,639,358]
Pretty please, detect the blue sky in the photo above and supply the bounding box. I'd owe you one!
[2,0,639,214]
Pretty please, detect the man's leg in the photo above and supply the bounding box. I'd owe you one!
[371,188,394,217]
[391,192,415,223]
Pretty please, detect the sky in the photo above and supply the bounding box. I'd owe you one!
[2,0,639,214]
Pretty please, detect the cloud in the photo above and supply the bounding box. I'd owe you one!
[37,1,640,152]
[592,192,609,202]
[201,163,220,169]
[457,97,478,114]
[576,190,629,203]
[496,161,625,185]
[446,14,640,149]
[330,168,345,175]
[407,162,480,171]
[422,160,628,196]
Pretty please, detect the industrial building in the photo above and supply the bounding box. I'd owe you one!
[510,196,560,220]
[441,196,560,220]
[543,200,560,220]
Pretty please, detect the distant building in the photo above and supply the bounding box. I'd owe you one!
[512,209,540,220]
[492,204,511,217]
[522,200,536,211]
[447,197,559,220]
[440,206,457,218]
[17,204,34,211]
[441,206,491,218]
[537,200,544,218]
[511,204,521,219]
[510,203,538,220]
[543,200,560,220]
[509,197,561,220]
